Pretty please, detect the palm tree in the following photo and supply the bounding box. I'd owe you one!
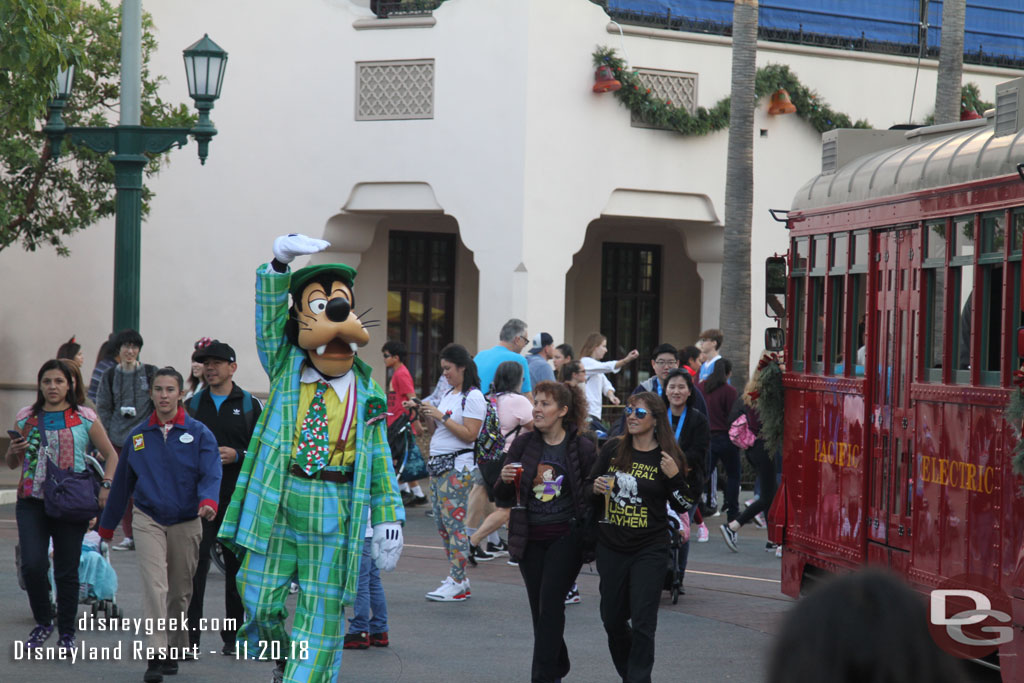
[720,0,758,387]
[934,0,965,124]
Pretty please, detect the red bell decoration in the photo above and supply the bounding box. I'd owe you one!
[593,64,621,93]
[768,88,797,115]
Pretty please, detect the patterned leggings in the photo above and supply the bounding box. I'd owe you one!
[430,468,473,582]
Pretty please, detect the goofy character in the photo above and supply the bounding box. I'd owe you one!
[219,234,404,683]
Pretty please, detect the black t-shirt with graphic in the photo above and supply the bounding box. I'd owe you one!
[590,439,691,553]
[526,435,575,526]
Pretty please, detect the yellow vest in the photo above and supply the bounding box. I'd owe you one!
[293,381,356,468]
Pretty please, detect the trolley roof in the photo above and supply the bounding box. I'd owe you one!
[791,120,1024,212]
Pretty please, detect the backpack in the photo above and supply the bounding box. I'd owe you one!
[728,413,757,449]
[104,362,157,398]
[188,387,257,435]
[474,393,521,464]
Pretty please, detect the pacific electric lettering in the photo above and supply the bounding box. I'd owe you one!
[812,439,860,468]
[920,456,994,494]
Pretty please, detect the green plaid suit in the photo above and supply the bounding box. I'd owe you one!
[219,262,403,683]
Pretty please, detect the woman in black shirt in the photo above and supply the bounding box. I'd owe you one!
[494,380,595,683]
[663,368,708,589]
[588,391,698,683]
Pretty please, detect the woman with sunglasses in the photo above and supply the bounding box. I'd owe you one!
[661,368,708,589]
[587,392,697,683]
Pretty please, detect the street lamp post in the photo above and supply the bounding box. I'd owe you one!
[43,5,227,333]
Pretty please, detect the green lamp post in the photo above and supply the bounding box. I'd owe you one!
[43,23,227,333]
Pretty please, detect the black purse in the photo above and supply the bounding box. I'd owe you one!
[41,424,99,523]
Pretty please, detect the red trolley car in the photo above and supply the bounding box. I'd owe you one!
[773,80,1024,677]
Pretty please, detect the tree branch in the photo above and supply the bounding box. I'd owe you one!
[4,140,51,234]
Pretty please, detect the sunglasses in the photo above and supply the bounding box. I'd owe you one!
[382,353,392,359]
[623,406,650,419]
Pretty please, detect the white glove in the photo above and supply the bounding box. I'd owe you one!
[272,233,331,264]
[371,522,403,572]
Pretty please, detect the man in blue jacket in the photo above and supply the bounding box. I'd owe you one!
[99,366,221,683]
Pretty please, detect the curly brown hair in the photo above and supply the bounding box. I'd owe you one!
[533,380,588,433]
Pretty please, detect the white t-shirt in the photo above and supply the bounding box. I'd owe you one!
[495,392,533,452]
[581,357,619,419]
[430,388,487,471]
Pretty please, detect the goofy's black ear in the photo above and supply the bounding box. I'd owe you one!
[285,306,300,346]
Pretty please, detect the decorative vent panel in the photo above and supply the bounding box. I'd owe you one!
[630,68,697,129]
[356,59,434,121]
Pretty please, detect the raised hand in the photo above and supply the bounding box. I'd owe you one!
[272,234,331,264]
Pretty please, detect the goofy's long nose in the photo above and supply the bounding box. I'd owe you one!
[325,297,351,323]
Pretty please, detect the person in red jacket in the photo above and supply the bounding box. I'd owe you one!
[99,367,221,683]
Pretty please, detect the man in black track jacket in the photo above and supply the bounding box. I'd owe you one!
[185,340,263,654]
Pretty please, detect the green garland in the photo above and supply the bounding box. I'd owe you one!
[961,82,993,117]
[1005,380,1024,491]
[751,356,784,459]
[593,46,870,136]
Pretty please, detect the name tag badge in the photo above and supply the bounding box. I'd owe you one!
[179,433,194,444]
[132,434,145,451]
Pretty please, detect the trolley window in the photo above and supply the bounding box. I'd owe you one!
[1011,210,1024,364]
[793,278,806,372]
[793,237,809,272]
[791,238,809,372]
[950,215,976,384]
[830,233,849,274]
[923,219,948,382]
[1013,209,1024,256]
[810,277,826,372]
[829,275,846,375]
[812,236,828,274]
[850,273,867,376]
[852,230,869,268]
[979,211,1005,385]
[849,230,868,377]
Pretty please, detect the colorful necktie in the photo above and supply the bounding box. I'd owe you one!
[298,381,330,475]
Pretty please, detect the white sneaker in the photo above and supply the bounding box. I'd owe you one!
[425,577,469,602]
[753,512,767,528]
[775,545,783,558]
[696,523,709,543]
[112,538,134,551]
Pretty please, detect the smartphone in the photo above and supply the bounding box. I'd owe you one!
[412,398,423,405]
[7,429,24,441]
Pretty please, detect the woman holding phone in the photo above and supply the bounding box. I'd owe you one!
[587,392,698,683]
[417,343,485,603]
[494,380,595,683]
[6,359,119,651]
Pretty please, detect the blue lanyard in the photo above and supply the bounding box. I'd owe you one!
[653,377,661,396]
[672,407,687,441]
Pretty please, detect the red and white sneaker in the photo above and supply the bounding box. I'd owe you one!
[425,577,469,602]
[697,522,709,543]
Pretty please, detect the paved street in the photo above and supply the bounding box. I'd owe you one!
[0,493,998,682]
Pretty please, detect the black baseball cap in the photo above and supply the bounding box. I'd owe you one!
[193,340,236,363]
[530,332,554,352]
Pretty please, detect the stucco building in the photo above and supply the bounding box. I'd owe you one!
[0,0,1018,412]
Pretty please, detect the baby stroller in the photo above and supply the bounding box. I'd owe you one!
[15,454,122,622]
[664,512,686,605]
[80,455,122,621]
